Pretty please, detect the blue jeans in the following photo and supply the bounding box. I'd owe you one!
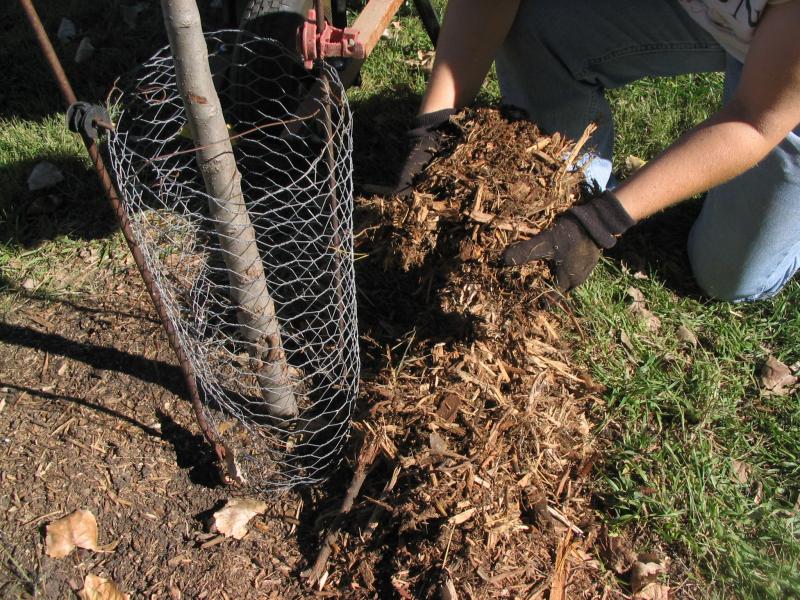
[495,0,800,301]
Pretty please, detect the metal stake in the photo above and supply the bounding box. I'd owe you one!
[17,0,231,478]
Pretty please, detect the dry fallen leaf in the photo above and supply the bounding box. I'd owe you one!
[731,459,751,484]
[676,325,698,348]
[619,329,635,353]
[45,509,98,558]
[760,355,797,396]
[213,498,267,539]
[630,554,668,594]
[634,582,669,600]
[78,574,129,600]
[625,155,647,174]
[627,287,661,332]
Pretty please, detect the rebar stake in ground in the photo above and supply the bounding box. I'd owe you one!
[302,436,381,586]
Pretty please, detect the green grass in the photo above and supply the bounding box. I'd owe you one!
[575,267,800,598]
[1,2,798,597]
[574,74,800,598]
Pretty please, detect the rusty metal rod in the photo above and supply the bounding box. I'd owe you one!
[17,0,230,476]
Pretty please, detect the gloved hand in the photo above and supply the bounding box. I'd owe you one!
[502,190,635,292]
[391,108,455,197]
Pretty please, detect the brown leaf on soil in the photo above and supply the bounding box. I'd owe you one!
[634,582,670,600]
[630,554,668,594]
[597,527,636,574]
[760,355,797,396]
[45,509,98,558]
[77,574,129,600]
[212,498,267,539]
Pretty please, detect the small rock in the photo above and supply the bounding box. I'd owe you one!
[27,161,64,191]
[75,37,95,64]
[21,278,35,291]
[57,18,78,43]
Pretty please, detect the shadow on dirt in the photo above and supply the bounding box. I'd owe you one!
[0,322,185,396]
[350,86,423,190]
[157,409,221,488]
[0,382,163,438]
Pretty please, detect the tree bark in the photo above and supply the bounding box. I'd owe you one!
[161,0,297,418]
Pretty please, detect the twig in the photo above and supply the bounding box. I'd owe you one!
[302,436,382,586]
[147,111,320,164]
[546,505,584,537]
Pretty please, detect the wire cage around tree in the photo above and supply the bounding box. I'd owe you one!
[105,31,359,490]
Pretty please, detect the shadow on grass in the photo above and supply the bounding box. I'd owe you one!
[0,156,117,248]
[610,197,706,298]
[2,1,172,122]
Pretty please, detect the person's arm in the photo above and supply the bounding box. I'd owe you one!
[419,0,521,114]
[614,0,800,220]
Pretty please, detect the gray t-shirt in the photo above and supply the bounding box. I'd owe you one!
[678,0,792,61]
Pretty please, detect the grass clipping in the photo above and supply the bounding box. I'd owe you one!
[333,108,615,598]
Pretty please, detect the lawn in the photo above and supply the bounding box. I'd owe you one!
[1,1,798,598]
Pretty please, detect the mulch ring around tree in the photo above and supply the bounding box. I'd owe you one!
[0,108,657,599]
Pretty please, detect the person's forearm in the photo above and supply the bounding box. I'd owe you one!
[615,102,788,221]
[419,0,521,114]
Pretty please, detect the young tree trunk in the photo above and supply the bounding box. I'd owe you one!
[161,0,297,418]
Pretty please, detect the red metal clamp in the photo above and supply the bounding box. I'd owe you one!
[299,9,365,69]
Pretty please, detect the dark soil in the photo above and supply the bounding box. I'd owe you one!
[0,108,638,599]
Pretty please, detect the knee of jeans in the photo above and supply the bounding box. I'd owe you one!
[688,232,757,302]
[688,237,789,302]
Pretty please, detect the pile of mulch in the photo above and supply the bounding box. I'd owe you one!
[304,108,634,598]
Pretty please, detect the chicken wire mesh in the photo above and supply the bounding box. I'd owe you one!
[105,31,359,490]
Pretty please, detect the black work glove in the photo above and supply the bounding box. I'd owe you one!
[391,108,455,197]
[503,190,635,292]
